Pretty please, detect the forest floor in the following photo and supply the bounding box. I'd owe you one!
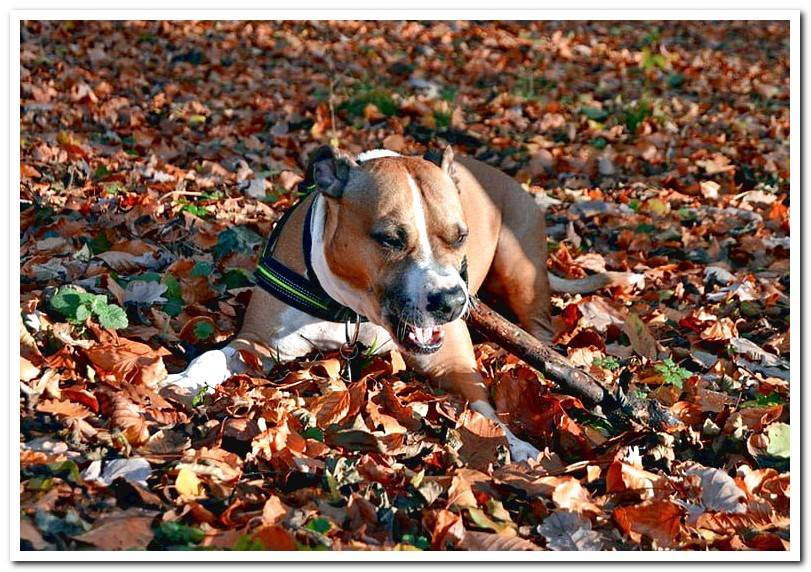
[19,20,790,551]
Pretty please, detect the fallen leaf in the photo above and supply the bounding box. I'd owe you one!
[73,509,156,550]
[538,511,604,551]
[623,312,658,361]
[176,467,204,498]
[614,499,684,548]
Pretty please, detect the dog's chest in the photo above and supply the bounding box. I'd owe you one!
[270,306,393,361]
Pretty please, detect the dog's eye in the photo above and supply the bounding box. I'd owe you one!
[372,231,406,251]
[451,228,469,248]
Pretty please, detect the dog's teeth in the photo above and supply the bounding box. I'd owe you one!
[417,327,429,344]
[405,326,443,347]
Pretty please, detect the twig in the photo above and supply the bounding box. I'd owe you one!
[464,296,680,431]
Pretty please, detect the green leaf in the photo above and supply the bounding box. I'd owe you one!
[93,165,110,180]
[163,273,182,298]
[655,358,691,389]
[50,286,95,323]
[74,304,91,323]
[191,261,213,277]
[302,426,324,442]
[132,271,163,283]
[765,423,790,459]
[154,522,205,546]
[740,392,783,409]
[104,182,124,196]
[414,535,430,550]
[667,72,685,89]
[163,298,184,317]
[581,106,609,122]
[641,47,667,71]
[162,273,185,316]
[27,477,55,491]
[90,294,109,314]
[340,86,398,117]
[213,226,263,260]
[592,356,620,371]
[47,460,81,483]
[89,232,111,254]
[624,100,652,135]
[179,203,209,218]
[222,268,253,290]
[193,320,215,341]
[466,507,510,533]
[232,535,264,551]
[305,518,331,534]
[35,508,90,538]
[191,386,209,408]
[96,303,129,330]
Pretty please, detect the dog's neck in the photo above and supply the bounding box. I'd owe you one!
[308,193,377,321]
[306,149,407,322]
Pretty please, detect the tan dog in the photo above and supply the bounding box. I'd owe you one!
[167,146,639,461]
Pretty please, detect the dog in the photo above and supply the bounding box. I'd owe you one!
[166,146,639,462]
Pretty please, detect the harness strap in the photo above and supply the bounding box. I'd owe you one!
[254,193,367,323]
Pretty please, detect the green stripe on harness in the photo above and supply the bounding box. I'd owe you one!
[255,264,330,311]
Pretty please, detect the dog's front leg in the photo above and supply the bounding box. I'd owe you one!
[407,320,541,464]
[163,345,242,391]
[162,333,277,392]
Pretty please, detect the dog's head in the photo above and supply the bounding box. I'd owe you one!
[307,145,468,354]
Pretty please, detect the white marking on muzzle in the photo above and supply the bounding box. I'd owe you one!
[405,173,468,318]
[406,173,433,263]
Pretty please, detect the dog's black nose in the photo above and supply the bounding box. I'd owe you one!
[426,286,467,322]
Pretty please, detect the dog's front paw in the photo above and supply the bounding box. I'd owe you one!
[506,434,542,464]
[162,348,235,391]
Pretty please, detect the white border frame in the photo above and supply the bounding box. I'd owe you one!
[9,9,800,562]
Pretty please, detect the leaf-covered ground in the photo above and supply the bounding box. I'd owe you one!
[19,20,790,551]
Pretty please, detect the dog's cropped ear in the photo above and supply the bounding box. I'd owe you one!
[440,145,461,189]
[440,145,456,178]
[306,145,358,198]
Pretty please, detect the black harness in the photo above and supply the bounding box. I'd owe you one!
[254,190,366,324]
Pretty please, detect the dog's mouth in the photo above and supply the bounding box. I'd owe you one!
[397,324,445,354]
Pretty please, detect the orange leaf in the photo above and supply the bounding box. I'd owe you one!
[456,409,507,471]
[110,395,150,446]
[311,390,350,428]
[36,399,90,420]
[85,338,168,387]
[252,525,297,550]
[614,500,684,548]
[262,495,289,526]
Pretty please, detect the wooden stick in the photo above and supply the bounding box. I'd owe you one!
[464,296,629,424]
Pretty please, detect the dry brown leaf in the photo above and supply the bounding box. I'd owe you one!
[614,500,684,548]
[262,495,290,526]
[73,509,156,550]
[605,461,670,499]
[456,409,507,471]
[109,395,150,446]
[458,531,541,551]
[85,338,168,387]
[623,312,658,361]
[36,399,90,420]
[311,390,350,428]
